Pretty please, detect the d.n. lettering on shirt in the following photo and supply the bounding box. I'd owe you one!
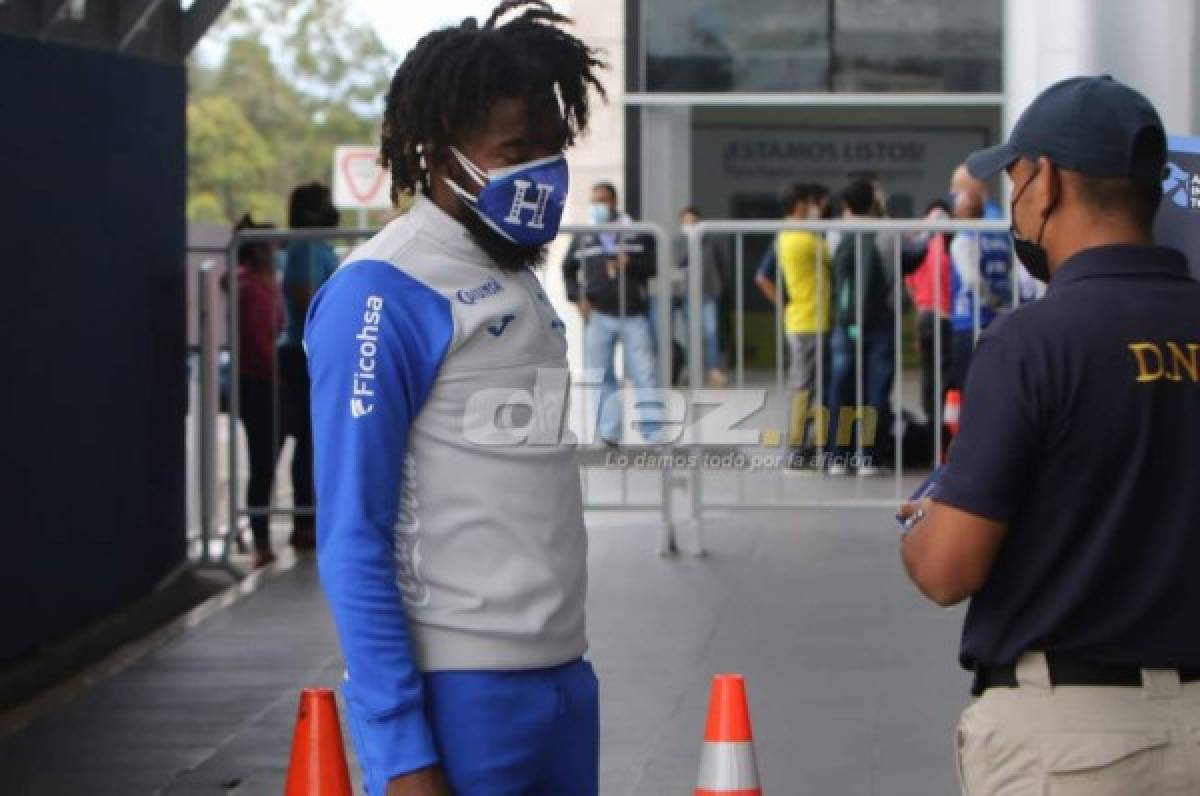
[1128,341,1200,382]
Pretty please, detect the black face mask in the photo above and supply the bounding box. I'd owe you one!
[1010,167,1055,283]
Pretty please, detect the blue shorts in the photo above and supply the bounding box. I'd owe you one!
[422,658,599,796]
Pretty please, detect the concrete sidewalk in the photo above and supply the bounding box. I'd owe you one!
[0,509,971,795]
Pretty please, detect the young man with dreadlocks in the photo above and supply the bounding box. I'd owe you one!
[304,3,606,794]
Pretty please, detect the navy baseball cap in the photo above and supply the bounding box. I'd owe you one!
[966,76,1167,181]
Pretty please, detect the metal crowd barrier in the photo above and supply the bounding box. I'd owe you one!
[192,217,1032,565]
[558,221,679,554]
[191,221,681,568]
[682,218,1023,554]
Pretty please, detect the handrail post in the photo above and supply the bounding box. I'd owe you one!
[652,225,677,557]
[686,224,707,556]
[223,234,241,566]
[195,260,219,565]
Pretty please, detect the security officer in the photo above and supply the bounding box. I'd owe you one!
[898,75,1200,794]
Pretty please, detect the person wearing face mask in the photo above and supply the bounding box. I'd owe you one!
[279,181,340,552]
[950,162,1041,305]
[304,5,605,795]
[898,76,1200,795]
[755,183,833,470]
[756,183,837,298]
[562,181,659,445]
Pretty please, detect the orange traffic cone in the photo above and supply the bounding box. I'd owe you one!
[695,674,763,796]
[284,688,353,796]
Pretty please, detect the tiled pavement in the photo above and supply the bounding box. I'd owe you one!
[0,507,971,795]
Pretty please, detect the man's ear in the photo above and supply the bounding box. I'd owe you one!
[1035,156,1061,216]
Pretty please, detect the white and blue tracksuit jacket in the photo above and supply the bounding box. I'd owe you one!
[304,195,588,792]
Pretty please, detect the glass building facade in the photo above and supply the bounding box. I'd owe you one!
[640,0,1003,93]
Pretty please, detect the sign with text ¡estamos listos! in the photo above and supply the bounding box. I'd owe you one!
[1154,135,1200,280]
[332,146,392,210]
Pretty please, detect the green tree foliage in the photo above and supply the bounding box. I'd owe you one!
[187,0,394,224]
[186,95,277,223]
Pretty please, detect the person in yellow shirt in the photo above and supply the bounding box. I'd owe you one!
[755,183,832,470]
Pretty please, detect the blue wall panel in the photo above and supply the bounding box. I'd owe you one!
[0,35,187,660]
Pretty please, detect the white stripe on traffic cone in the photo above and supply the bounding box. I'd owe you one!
[695,739,761,795]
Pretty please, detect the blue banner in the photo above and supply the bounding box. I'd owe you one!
[1155,135,1200,280]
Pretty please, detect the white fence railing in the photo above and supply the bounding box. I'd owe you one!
[679,219,1025,552]
[192,222,682,568]
[190,218,1027,564]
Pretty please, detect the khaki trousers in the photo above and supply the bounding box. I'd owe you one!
[957,652,1200,795]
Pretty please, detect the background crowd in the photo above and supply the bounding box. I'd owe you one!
[556,165,1035,471]
[228,161,1036,557]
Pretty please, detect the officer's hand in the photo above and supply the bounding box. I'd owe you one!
[897,497,931,533]
[386,765,451,796]
[578,297,592,322]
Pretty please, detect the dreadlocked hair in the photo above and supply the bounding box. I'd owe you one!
[380,0,607,203]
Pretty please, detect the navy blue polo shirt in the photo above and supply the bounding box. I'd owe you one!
[934,244,1200,671]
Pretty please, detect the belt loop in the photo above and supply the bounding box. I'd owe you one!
[1142,668,1182,700]
[1015,651,1053,691]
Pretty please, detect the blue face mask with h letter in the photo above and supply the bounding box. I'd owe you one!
[444,147,569,247]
